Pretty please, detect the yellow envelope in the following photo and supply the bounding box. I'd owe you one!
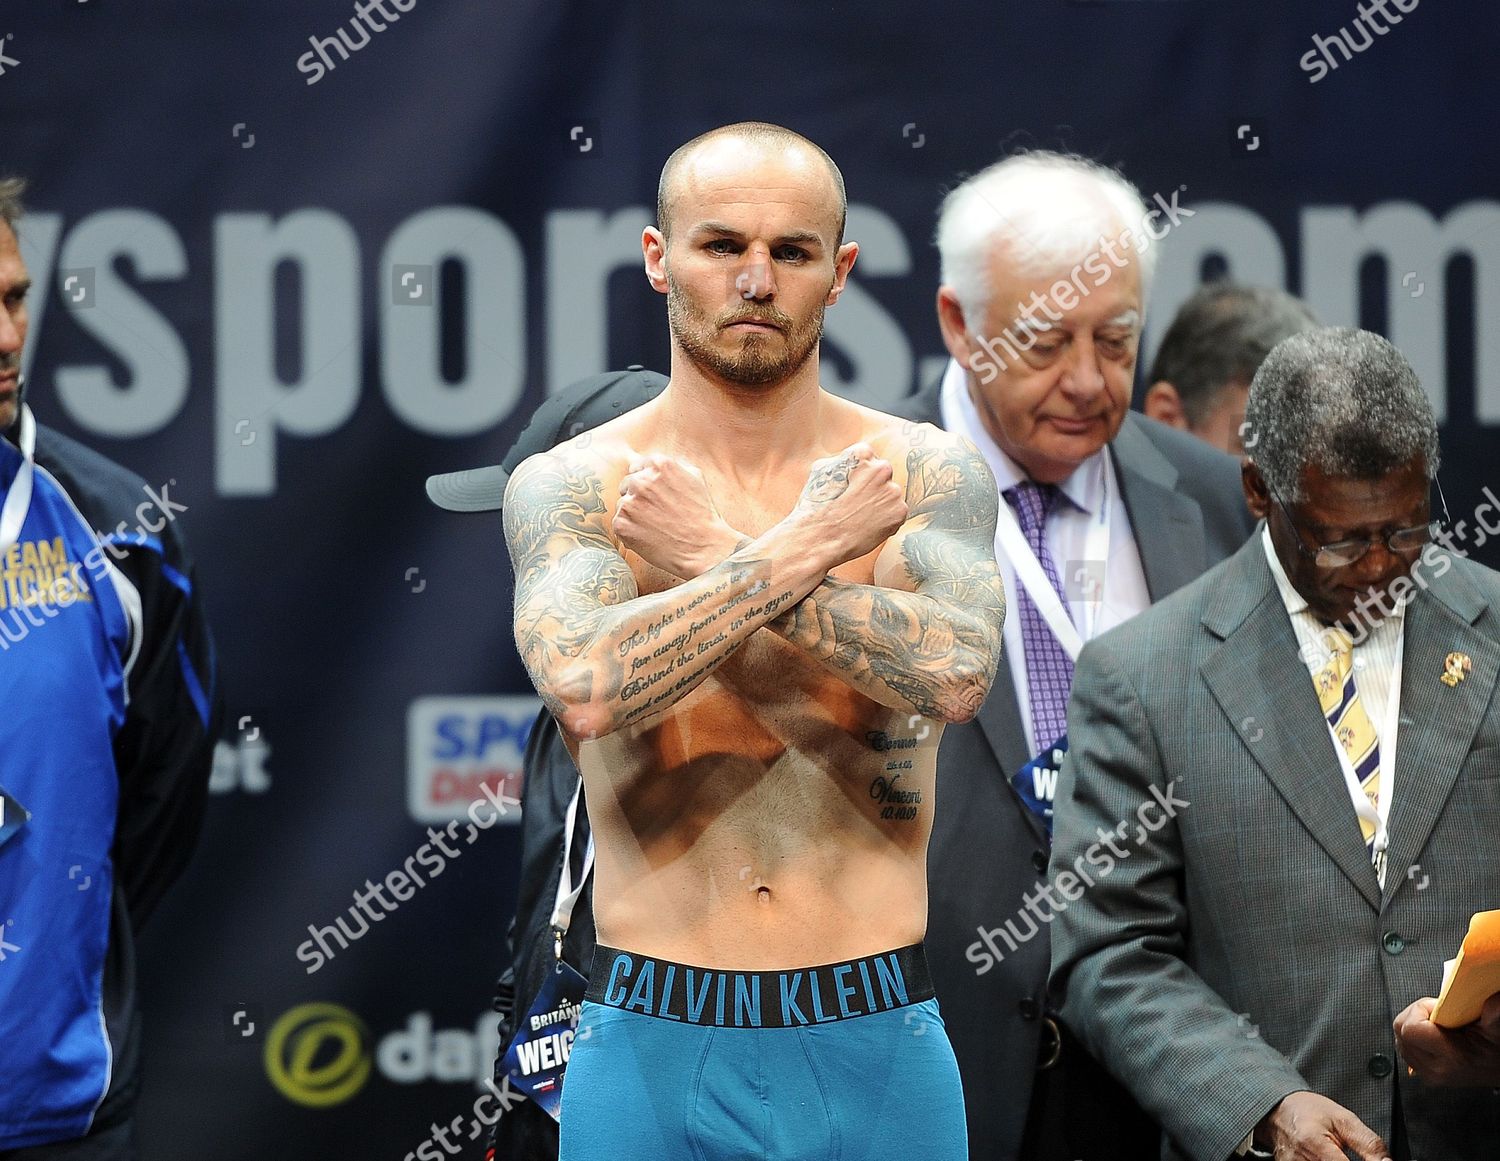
[1432,909,1500,1029]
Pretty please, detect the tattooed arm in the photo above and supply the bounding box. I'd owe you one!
[504,443,905,741]
[611,428,1005,724]
[765,430,1005,724]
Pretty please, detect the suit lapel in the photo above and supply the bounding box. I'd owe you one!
[973,658,1031,779]
[1111,417,1210,600]
[1199,542,1383,910]
[1382,569,1498,908]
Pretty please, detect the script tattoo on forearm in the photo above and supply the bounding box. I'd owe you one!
[771,440,1004,721]
[602,557,799,731]
[606,558,798,723]
[506,454,798,733]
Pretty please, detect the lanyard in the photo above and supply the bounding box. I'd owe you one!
[550,776,595,960]
[993,454,1113,660]
[0,401,36,555]
[1327,641,1404,889]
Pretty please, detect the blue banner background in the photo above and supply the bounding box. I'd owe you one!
[1,1,1493,1156]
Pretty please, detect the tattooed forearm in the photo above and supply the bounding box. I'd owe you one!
[594,559,802,734]
[768,434,1005,722]
[773,578,999,721]
[505,451,830,739]
[611,567,802,724]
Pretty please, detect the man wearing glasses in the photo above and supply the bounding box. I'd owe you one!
[1049,326,1500,1161]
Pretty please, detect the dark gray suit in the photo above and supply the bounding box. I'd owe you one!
[898,375,1255,1160]
[1050,535,1500,1161]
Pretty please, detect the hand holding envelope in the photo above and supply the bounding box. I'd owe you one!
[1393,910,1500,1087]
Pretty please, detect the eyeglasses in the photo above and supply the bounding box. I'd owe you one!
[1265,477,1450,570]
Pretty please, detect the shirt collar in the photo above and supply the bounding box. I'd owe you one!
[940,358,1109,516]
[1262,523,1311,617]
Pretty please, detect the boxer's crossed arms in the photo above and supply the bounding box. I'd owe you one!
[503,414,1005,746]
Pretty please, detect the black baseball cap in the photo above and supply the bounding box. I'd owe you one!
[425,367,667,513]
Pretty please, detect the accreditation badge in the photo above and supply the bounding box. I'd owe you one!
[499,960,587,1121]
[1012,734,1067,836]
[0,785,29,851]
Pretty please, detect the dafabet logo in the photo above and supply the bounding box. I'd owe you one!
[264,1004,502,1107]
[264,1003,372,1108]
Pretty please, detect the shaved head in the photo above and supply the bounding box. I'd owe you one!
[656,122,846,247]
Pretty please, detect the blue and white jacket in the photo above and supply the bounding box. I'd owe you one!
[0,404,220,1149]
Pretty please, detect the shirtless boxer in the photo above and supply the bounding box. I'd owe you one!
[502,123,1005,1161]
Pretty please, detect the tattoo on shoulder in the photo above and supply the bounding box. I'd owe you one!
[895,444,1005,617]
[506,453,639,678]
[504,453,614,566]
[903,442,999,529]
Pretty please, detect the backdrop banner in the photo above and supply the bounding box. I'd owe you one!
[2,2,1493,1157]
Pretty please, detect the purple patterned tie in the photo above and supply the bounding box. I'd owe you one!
[1004,482,1076,751]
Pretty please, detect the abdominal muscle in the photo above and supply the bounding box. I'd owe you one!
[572,633,943,970]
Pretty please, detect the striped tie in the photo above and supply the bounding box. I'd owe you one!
[1312,628,1380,856]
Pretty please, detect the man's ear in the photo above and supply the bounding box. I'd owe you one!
[642,227,669,295]
[825,241,860,306]
[1242,459,1270,521]
[935,286,975,367]
[1143,381,1187,429]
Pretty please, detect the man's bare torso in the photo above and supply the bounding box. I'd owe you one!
[559,393,943,968]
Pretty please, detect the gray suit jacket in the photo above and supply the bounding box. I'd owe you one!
[1050,535,1500,1161]
[899,376,1255,1160]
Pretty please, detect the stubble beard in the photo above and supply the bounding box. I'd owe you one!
[666,277,824,388]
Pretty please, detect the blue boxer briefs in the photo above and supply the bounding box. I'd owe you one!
[558,944,967,1161]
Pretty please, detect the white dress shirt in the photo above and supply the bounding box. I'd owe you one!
[939,359,1151,758]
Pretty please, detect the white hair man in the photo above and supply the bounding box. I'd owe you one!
[907,151,1256,1161]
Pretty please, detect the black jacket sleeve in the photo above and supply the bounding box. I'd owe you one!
[109,506,222,927]
[489,711,594,1161]
[34,425,223,929]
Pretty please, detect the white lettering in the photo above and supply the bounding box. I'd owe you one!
[215,211,362,495]
[56,211,189,436]
[381,207,526,434]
